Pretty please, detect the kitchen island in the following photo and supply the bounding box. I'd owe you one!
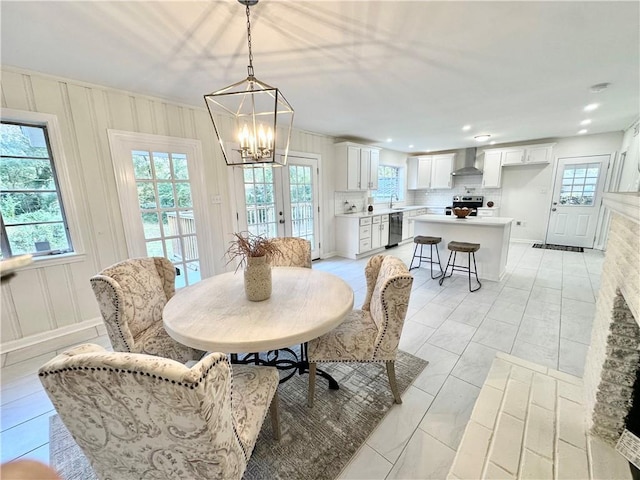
[413,215,513,282]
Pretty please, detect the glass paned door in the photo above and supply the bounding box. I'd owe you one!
[243,165,277,237]
[235,155,319,258]
[288,164,315,247]
[109,130,212,288]
[132,150,201,287]
[546,155,608,248]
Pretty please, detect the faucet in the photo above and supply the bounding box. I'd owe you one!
[389,194,398,209]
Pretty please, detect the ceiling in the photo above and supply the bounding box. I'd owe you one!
[2,1,639,154]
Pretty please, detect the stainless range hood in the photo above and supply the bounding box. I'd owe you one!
[451,148,483,176]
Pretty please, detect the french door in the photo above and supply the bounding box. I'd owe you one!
[545,155,608,248]
[233,154,320,259]
[108,130,214,287]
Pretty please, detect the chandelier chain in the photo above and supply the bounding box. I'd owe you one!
[245,4,254,77]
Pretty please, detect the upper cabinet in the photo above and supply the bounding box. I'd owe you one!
[496,143,555,166]
[407,156,432,189]
[336,142,381,191]
[407,153,455,190]
[431,154,455,188]
[482,151,503,188]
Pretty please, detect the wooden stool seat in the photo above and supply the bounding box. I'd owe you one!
[414,235,442,245]
[448,241,480,253]
[409,236,443,278]
[439,241,482,292]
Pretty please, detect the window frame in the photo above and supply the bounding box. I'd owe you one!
[373,164,405,203]
[0,109,84,263]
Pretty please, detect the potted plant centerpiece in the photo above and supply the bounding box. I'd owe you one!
[226,232,282,302]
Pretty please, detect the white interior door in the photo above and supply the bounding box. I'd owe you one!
[233,154,320,259]
[108,130,214,287]
[545,155,608,248]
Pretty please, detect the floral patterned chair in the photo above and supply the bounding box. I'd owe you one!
[307,254,413,407]
[269,237,312,268]
[39,344,280,480]
[90,257,205,363]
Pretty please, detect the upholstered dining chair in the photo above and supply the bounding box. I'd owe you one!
[39,344,280,480]
[90,257,205,363]
[307,254,413,407]
[269,237,312,268]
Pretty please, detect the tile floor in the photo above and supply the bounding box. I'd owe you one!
[0,240,604,479]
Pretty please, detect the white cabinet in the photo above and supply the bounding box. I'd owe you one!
[407,154,454,190]
[402,212,413,240]
[358,217,373,252]
[482,151,503,188]
[402,209,428,240]
[501,149,525,166]
[476,208,500,217]
[336,142,381,191]
[431,154,455,189]
[495,143,555,167]
[407,156,432,190]
[371,214,389,250]
[525,144,554,164]
[335,214,388,259]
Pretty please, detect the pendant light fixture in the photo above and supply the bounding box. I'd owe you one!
[204,0,294,167]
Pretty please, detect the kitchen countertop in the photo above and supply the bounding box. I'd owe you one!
[335,205,429,218]
[413,214,513,226]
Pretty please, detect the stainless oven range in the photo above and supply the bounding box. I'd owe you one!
[445,195,484,216]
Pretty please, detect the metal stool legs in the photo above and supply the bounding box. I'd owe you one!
[438,250,482,292]
[409,242,443,279]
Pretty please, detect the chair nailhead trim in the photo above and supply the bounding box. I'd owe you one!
[38,355,230,390]
[90,278,131,352]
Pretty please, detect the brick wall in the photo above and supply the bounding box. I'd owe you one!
[584,211,640,445]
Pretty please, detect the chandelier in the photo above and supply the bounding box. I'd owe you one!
[204,0,294,167]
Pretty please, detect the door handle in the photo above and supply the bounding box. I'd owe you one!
[279,219,285,224]
[551,208,557,212]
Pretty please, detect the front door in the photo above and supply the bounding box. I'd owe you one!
[233,154,320,259]
[545,155,609,248]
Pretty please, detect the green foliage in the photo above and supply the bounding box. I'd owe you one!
[1,123,70,255]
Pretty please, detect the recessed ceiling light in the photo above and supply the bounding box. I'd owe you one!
[580,119,592,126]
[474,134,491,142]
[386,138,392,142]
[489,141,496,145]
[590,82,611,93]
[578,129,588,135]
[584,103,599,112]
[462,125,471,131]
[408,144,414,148]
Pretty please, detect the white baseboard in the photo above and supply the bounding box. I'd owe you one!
[1,318,105,367]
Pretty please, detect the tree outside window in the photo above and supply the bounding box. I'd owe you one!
[0,122,73,258]
[373,165,404,202]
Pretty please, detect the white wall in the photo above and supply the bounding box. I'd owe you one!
[0,67,337,351]
[617,118,639,191]
[479,132,623,242]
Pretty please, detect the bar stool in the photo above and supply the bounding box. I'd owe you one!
[438,241,482,292]
[409,235,443,279]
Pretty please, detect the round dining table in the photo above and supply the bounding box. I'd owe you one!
[163,267,354,355]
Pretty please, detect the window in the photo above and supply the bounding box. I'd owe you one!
[560,162,601,205]
[0,121,73,258]
[373,165,404,202]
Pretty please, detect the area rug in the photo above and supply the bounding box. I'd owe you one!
[532,243,584,252]
[49,350,427,480]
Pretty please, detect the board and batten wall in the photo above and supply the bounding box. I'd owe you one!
[0,67,337,363]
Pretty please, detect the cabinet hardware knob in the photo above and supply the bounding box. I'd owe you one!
[551,208,557,212]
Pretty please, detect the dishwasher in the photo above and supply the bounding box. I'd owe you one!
[387,212,403,248]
